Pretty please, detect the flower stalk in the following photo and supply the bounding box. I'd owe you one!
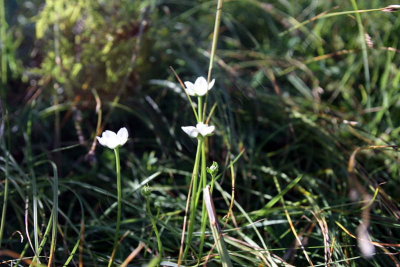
[198,140,209,258]
[108,147,122,267]
[96,127,128,267]
[181,140,202,260]
[178,0,225,263]
[143,187,164,258]
[180,92,216,263]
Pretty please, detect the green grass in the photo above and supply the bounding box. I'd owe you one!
[1,0,400,266]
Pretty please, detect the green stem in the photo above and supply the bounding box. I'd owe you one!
[181,0,224,260]
[203,186,232,267]
[198,140,208,259]
[49,161,59,266]
[182,140,202,260]
[0,110,9,248]
[146,198,163,258]
[0,0,7,86]
[350,0,371,109]
[207,0,224,84]
[28,160,58,266]
[203,0,224,120]
[29,215,53,267]
[27,109,40,256]
[108,147,122,267]
[0,152,9,248]
[198,96,203,122]
[16,242,30,267]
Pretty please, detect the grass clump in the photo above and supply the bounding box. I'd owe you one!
[1,0,400,266]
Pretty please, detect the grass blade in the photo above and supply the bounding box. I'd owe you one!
[203,185,232,267]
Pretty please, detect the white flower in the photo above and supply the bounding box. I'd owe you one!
[97,127,129,149]
[382,5,400,12]
[357,225,375,258]
[184,76,215,96]
[181,122,215,138]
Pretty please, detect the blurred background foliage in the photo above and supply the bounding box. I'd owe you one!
[1,0,400,266]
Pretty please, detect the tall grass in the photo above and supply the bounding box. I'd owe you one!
[1,0,400,266]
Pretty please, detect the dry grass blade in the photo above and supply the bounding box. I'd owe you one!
[203,185,233,267]
[273,176,314,266]
[121,242,146,267]
[311,211,332,266]
[347,145,399,258]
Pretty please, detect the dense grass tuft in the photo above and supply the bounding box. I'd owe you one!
[1,0,400,266]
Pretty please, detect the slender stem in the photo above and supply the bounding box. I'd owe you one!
[0,0,7,86]
[0,162,8,248]
[27,160,59,266]
[178,140,202,266]
[203,186,233,267]
[207,0,224,84]
[203,0,224,120]
[0,109,9,248]
[351,0,371,109]
[48,161,59,267]
[198,140,208,259]
[274,176,314,266]
[27,110,39,256]
[16,242,30,267]
[29,215,53,267]
[108,147,122,267]
[198,96,203,122]
[146,198,163,258]
[180,1,224,262]
[182,140,202,261]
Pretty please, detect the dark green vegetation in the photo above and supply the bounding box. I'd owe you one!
[1,0,400,266]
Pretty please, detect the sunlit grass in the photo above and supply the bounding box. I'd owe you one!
[1,0,400,266]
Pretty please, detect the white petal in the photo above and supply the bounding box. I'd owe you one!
[181,126,199,138]
[185,88,196,96]
[359,239,375,258]
[106,138,120,149]
[97,129,125,149]
[196,122,206,131]
[357,225,375,258]
[184,81,194,89]
[194,77,207,86]
[208,79,215,90]
[194,77,208,96]
[196,87,207,96]
[117,127,129,146]
[205,125,215,136]
[196,123,215,136]
[103,130,117,139]
[97,136,107,147]
[184,81,196,96]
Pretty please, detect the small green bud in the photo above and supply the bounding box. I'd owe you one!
[207,161,219,176]
[141,185,152,197]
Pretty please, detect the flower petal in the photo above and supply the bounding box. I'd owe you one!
[184,81,196,96]
[196,123,215,136]
[106,138,120,149]
[117,127,129,146]
[185,88,196,96]
[97,136,107,147]
[103,130,117,139]
[184,81,194,89]
[195,76,207,87]
[181,126,199,138]
[194,77,208,96]
[97,128,128,149]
